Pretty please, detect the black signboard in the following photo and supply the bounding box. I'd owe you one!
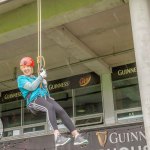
[94,123,146,150]
[1,89,23,104]
[112,63,137,81]
[0,72,100,103]
[1,123,147,150]
[48,72,100,93]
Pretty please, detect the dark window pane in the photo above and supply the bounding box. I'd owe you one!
[51,90,73,117]
[113,77,141,110]
[117,110,142,121]
[23,125,45,133]
[1,101,21,128]
[75,84,102,116]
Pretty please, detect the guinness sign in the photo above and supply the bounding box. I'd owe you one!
[0,72,100,103]
[47,72,100,93]
[96,131,108,147]
[1,89,23,103]
[112,63,137,81]
[94,124,147,150]
[79,75,91,87]
[2,123,147,150]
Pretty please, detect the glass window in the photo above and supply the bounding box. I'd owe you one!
[113,77,141,110]
[1,101,21,128]
[23,125,45,133]
[74,84,102,117]
[51,90,73,117]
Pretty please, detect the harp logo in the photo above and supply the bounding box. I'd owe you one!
[96,131,108,147]
[79,75,91,87]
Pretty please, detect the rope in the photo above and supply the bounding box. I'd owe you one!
[37,0,46,89]
[37,0,45,75]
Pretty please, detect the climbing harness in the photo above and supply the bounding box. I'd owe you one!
[37,0,45,75]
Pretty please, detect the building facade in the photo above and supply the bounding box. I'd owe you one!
[0,0,150,149]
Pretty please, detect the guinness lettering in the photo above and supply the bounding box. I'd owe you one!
[118,67,136,76]
[112,63,137,80]
[99,146,148,150]
[109,131,145,144]
[1,89,23,103]
[96,124,147,150]
[48,72,99,93]
[4,92,22,100]
[48,81,70,90]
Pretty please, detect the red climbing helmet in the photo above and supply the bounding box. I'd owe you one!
[20,57,34,67]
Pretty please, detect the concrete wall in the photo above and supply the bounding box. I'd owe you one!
[0,0,99,34]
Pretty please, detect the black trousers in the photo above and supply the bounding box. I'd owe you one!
[28,96,76,132]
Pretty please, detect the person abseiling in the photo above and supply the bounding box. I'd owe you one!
[17,56,88,147]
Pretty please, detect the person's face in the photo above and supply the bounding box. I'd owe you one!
[20,66,33,76]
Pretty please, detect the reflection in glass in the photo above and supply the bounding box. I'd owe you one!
[113,77,141,110]
[75,84,102,117]
[51,90,73,117]
[117,110,142,121]
[1,101,21,128]
[23,125,45,133]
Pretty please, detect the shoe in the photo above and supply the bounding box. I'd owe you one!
[55,135,71,147]
[74,134,88,145]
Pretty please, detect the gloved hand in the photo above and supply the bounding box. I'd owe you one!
[40,69,47,78]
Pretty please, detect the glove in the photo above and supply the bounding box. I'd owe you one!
[40,69,47,78]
